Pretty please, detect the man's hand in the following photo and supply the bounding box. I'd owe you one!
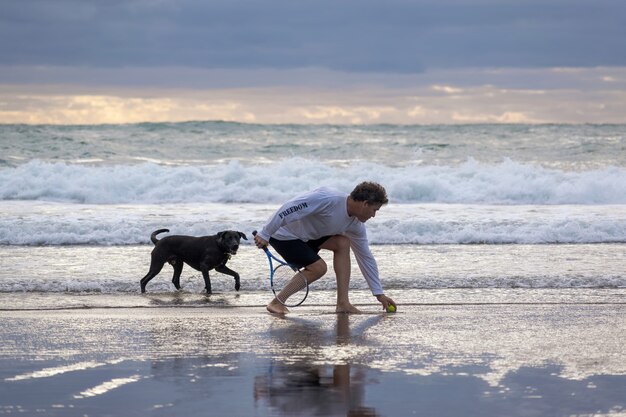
[376,294,396,311]
[254,233,269,249]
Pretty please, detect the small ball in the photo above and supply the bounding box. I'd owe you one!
[386,304,396,313]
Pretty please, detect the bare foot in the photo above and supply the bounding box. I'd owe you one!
[336,302,361,314]
[266,299,289,315]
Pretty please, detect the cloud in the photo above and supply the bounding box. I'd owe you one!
[432,85,464,94]
[1,0,625,73]
[1,1,625,124]
[1,67,625,124]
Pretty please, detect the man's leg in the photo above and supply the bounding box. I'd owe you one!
[320,235,360,313]
[266,258,327,314]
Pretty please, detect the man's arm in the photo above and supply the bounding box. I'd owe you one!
[345,225,384,295]
[345,224,397,309]
[257,190,328,242]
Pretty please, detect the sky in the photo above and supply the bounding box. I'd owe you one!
[1,0,625,125]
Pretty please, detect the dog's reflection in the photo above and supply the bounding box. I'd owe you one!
[254,314,385,417]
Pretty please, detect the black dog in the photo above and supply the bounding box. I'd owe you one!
[140,229,247,294]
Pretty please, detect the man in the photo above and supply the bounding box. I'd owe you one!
[254,181,397,314]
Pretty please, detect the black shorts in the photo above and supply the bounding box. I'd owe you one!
[269,236,332,268]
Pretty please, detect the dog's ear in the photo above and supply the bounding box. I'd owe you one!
[239,232,248,240]
[216,231,225,241]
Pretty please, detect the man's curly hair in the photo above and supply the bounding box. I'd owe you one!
[350,182,388,205]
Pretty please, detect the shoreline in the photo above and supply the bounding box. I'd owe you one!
[2,243,625,294]
[1,287,626,312]
[2,297,626,416]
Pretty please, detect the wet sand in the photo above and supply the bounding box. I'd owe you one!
[2,294,626,417]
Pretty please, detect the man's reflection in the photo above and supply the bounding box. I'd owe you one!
[254,314,385,417]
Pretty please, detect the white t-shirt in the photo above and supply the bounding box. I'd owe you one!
[258,187,384,295]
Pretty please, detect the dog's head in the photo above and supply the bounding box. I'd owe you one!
[217,231,248,255]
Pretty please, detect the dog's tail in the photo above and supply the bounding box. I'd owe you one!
[150,229,170,244]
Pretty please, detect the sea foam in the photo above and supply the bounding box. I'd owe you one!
[1,158,625,205]
[1,201,624,245]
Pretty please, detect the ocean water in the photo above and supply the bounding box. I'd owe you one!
[1,122,625,303]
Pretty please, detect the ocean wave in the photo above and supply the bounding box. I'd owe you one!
[1,158,625,205]
[0,202,624,245]
[1,243,624,293]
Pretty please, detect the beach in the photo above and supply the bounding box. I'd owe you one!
[2,290,626,417]
[1,122,625,416]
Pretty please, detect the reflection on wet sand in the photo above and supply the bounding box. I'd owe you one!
[254,315,383,417]
[2,303,626,416]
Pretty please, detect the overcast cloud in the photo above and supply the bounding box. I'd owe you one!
[1,0,625,124]
[2,0,625,72]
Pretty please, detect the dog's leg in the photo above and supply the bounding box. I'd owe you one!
[201,270,212,294]
[171,260,184,291]
[140,261,165,293]
[215,265,241,291]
